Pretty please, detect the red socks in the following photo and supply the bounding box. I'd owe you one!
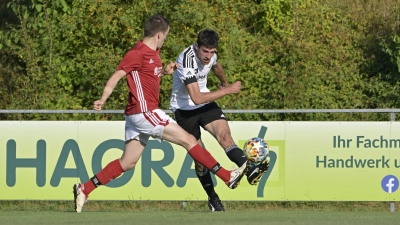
[82,159,124,196]
[188,144,230,183]
[81,145,231,196]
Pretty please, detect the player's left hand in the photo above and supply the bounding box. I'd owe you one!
[162,61,179,75]
[227,81,241,94]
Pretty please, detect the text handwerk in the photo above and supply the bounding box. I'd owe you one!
[315,155,400,168]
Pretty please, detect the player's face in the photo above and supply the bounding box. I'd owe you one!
[157,26,170,49]
[195,44,216,65]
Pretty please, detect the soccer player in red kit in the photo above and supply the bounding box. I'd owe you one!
[72,15,247,213]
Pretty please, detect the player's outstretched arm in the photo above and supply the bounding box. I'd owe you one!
[187,80,241,105]
[93,70,126,111]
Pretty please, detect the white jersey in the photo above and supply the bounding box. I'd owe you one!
[169,44,217,112]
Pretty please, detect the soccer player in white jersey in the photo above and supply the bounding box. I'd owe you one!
[72,16,248,213]
[170,29,270,211]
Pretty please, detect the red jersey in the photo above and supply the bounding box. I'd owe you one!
[117,40,163,115]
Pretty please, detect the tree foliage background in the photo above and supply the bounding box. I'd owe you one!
[0,0,399,121]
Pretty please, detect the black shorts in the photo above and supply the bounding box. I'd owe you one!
[174,102,227,140]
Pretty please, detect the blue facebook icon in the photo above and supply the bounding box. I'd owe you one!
[381,175,399,193]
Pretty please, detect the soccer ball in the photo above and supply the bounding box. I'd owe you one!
[243,137,269,164]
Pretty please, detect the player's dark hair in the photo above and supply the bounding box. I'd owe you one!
[196,29,219,48]
[144,15,170,37]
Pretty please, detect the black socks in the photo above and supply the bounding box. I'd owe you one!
[225,145,247,167]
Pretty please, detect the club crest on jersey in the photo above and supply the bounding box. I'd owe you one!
[149,59,154,64]
[154,67,163,76]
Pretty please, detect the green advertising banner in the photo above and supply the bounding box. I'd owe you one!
[0,121,399,201]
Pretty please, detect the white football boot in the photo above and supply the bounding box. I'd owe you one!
[226,161,247,189]
[73,183,87,213]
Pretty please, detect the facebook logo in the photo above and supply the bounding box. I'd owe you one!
[381,175,399,193]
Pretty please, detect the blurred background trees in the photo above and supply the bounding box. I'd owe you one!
[0,0,399,121]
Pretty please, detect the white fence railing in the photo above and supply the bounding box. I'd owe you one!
[0,109,399,121]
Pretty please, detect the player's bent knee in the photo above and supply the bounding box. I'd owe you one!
[120,161,137,171]
[177,132,198,148]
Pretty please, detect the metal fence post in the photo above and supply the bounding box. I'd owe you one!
[390,202,395,212]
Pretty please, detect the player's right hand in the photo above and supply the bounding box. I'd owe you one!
[219,81,229,90]
[93,100,105,111]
